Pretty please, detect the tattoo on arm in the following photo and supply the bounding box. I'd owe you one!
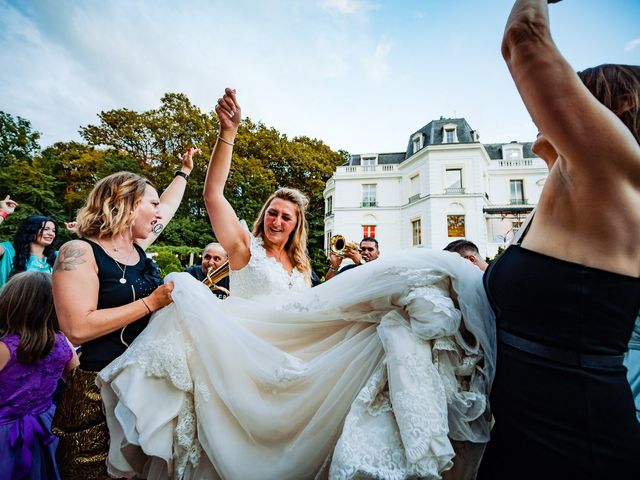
[54,244,87,272]
[153,223,164,236]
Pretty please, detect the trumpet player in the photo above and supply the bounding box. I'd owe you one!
[185,242,230,298]
[325,237,380,280]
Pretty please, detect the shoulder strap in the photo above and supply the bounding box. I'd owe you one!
[508,208,536,247]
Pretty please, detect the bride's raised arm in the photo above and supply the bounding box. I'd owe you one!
[203,88,251,270]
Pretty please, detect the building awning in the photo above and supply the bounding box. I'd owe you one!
[483,205,534,215]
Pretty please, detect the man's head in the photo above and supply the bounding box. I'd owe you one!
[444,239,488,272]
[201,243,228,273]
[360,237,380,262]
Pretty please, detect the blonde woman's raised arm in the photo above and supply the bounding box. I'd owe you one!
[136,148,199,250]
[203,88,250,270]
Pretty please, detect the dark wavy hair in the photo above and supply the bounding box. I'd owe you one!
[0,271,59,363]
[12,215,57,275]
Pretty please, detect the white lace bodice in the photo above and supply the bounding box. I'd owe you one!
[229,233,309,300]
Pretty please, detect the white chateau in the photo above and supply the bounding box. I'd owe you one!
[323,117,549,258]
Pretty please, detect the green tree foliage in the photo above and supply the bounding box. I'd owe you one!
[0,112,40,166]
[1,96,344,265]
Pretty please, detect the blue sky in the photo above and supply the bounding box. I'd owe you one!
[1,0,638,154]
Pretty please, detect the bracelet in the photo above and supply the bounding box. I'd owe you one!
[141,298,152,314]
[217,135,235,146]
[328,266,338,272]
[174,170,189,182]
[0,211,8,219]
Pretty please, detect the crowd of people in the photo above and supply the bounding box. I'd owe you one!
[1,0,639,479]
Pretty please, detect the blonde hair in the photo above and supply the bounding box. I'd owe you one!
[252,188,311,283]
[76,172,154,238]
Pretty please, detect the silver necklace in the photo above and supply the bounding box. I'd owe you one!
[98,239,136,284]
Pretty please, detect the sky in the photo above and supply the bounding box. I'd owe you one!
[1,0,639,155]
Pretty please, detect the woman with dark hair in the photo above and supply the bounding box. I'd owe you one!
[0,215,58,287]
[477,1,640,479]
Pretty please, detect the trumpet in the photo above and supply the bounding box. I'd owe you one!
[329,234,360,258]
[202,260,231,297]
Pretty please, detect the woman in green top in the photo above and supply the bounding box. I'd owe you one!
[0,214,58,287]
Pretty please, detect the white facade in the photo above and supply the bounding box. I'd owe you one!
[323,118,549,259]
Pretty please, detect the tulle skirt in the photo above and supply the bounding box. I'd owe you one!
[97,248,496,479]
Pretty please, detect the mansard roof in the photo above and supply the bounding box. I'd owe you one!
[348,152,405,166]
[405,117,477,157]
[346,117,537,166]
[483,142,536,160]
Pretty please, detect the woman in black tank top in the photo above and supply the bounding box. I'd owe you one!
[477,2,640,479]
[51,149,198,480]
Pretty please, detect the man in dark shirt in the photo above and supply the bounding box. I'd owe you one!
[185,242,230,298]
[325,237,380,280]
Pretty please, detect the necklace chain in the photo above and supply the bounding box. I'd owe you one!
[97,239,136,284]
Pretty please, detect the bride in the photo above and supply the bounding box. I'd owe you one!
[97,89,495,480]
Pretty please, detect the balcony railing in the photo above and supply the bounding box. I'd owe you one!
[498,159,533,168]
[337,164,398,174]
[325,211,334,218]
[408,194,421,203]
[509,198,528,205]
[445,187,466,195]
[361,201,377,207]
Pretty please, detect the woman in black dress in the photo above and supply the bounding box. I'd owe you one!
[51,148,198,479]
[478,1,640,479]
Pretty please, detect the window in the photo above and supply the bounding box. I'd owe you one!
[362,184,377,207]
[326,231,332,251]
[447,215,465,237]
[506,149,520,160]
[509,179,525,204]
[412,134,423,154]
[363,225,376,238]
[410,174,420,196]
[445,168,464,194]
[442,124,458,143]
[326,196,333,216]
[446,129,455,143]
[361,156,376,166]
[412,219,422,246]
[512,220,523,236]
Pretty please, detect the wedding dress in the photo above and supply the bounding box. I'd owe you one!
[97,233,495,480]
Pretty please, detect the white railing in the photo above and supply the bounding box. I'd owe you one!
[337,164,398,174]
[498,159,533,168]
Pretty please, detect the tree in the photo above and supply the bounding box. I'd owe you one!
[0,112,41,167]
[40,142,105,217]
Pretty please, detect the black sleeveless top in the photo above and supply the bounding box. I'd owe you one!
[79,238,162,371]
[478,226,640,479]
[484,245,640,354]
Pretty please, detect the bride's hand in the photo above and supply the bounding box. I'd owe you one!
[145,281,175,312]
[215,88,241,136]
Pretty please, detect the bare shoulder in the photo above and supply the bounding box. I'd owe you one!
[54,240,93,273]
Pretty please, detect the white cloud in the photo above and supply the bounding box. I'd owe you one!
[362,36,392,81]
[624,38,640,53]
[319,0,379,15]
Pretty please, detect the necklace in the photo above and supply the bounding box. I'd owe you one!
[97,239,136,284]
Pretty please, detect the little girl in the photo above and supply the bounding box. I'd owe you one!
[0,271,79,479]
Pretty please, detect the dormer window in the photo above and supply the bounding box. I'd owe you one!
[442,123,458,143]
[412,134,423,154]
[502,143,523,160]
[361,154,377,172]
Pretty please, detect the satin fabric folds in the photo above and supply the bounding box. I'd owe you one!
[97,248,495,479]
